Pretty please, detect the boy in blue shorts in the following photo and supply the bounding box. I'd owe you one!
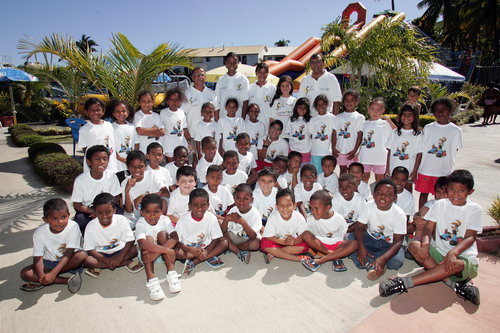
[379,170,483,305]
[20,199,86,293]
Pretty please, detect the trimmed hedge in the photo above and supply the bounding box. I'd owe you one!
[35,126,72,136]
[388,114,436,128]
[33,152,82,192]
[9,124,44,147]
[28,143,67,161]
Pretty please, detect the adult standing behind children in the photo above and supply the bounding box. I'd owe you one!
[298,53,342,116]
[248,63,276,130]
[215,52,249,120]
[182,67,217,139]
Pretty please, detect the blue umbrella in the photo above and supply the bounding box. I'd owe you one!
[0,68,39,125]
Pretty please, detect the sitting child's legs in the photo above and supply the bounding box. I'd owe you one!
[260,238,309,262]
[21,251,86,285]
[350,232,404,270]
[225,231,260,254]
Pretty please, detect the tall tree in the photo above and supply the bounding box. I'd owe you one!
[76,34,99,54]
[274,39,290,47]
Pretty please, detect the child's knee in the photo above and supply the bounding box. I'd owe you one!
[20,265,33,280]
[408,241,421,254]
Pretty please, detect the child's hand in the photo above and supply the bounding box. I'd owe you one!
[284,235,295,246]
[126,177,137,189]
[332,148,340,158]
[227,212,241,223]
[347,150,357,160]
[190,246,203,258]
[443,252,459,274]
[373,258,386,275]
[142,250,160,264]
[381,115,390,122]
[413,216,427,230]
[163,248,176,264]
[108,256,122,270]
[409,171,418,183]
[39,272,56,285]
[357,246,370,266]
[197,249,209,261]
[263,137,271,146]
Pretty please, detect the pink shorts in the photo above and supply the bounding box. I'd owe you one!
[337,153,358,167]
[289,150,311,164]
[260,238,309,253]
[363,164,386,174]
[415,173,438,195]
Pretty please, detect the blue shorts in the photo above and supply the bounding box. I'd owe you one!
[98,249,122,258]
[43,258,82,274]
[349,232,405,270]
[311,155,324,175]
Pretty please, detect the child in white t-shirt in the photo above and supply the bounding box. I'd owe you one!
[221,184,262,264]
[167,166,197,226]
[133,91,165,154]
[295,164,323,219]
[221,150,248,193]
[203,165,234,223]
[219,98,246,154]
[273,155,290,190]
[317,155,339,193]
[194,102,221,160]
[269,75,296,132]
[79,98,118,172]
[174,189,229,275]
[359,97,395,183]
[285,97,313,164]
[195,136,223,185]
[381,170,482,306]
[258,119,289,168]
[282,151,302,190]
[252,168,278,227]
[248,63,276,129]
[310,95,336,173]
[165,146,190,192]
[160,88,191,161]
[391,167,416,222]
[300,190,358,272]
[146,142,173,193]
[135,194,181,301]
[83,193,142,278]
[20,199,86,293]
[72,145,121,234]
[235,133,257,175]
[111,100,136,171]
[350,179,406,281]
[245,103,266,159]
[215,52,249,119]
[332,174,367,234]
[349,162,371,200]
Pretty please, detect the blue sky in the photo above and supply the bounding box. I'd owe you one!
[0,0,427,66]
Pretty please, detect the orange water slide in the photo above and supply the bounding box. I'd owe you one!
[266,37,321,76]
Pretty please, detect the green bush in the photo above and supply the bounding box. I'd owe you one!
[33,153,82,192]
[487,196,500,226]
[8,124,32,134]
[28,143,66,161]
[35,126,72,136]
[451,108,483,126]
[13,133,44,147]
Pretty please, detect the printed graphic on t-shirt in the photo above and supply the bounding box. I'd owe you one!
[227,125,238,140]
[189,233,206,248]
[428,137,447,158]
[262,207,274,226]
[344,210,355,224]
[292,125,306,140]
[170,120,183,137]
[338,121,352,138]
[57,243,67,259]
[104,136,114,155]
[251,132,260,147]
[101,238,119,251]
[266,149,277,162]
[440,220,464,246]
[361,130,375,148]
[370,225,391,242]
[214,204,224,217]
[314,124,329,141]
[393,141,410,160]
[119,136,132,154]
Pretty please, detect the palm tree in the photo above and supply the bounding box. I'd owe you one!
[274,39,290,47]
[18,33,193,107]
[76,35,99,54]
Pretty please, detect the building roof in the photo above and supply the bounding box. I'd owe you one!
[186,45,267,57]
[263,46,297,56]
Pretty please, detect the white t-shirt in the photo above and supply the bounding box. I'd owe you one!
[317,172,339,193]
[175,211,223,248]
[237,151,257,175]
[262,210,307,239]
[331,192,366,225]
[182,84,217,138]
[419,122,463,177]
[298,70,342,116]
[222,170,248,193]
[219,116,246,152]
[165,162,183,181]
[245,120,266,158]
[270,96,296,130]
[253,187,277,226]
[426,199,482,265]
[78,121,118,172]
[33,220,82,261]
[196,153,223,184]
[387,128,423,175]
[146,165,174,188]
[226,206,262,239]
[215,72,249,118]
[359,119,393,165]
[113,122,137,171]
[248,81,276,128]
[285,117,312,153]
[307,212,347,244]
[357,201,407,243]
[262,138,289,164]
[203,184,234,217]
[135,215,175,242]
[194,121,221,150]
[310,113,336,155]
[334,111,365,154]
[133,110,164,154]
[396,189,415,216]
[121,170,165,221]
[167,188,190,218]
[281,170,300,190]
[358,181,372,200]
[160,108,188,155]
[83,214,135,254]
[71,170,121,206]
[294,182,323,217]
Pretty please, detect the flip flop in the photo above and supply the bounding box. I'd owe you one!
[206,256,224,268]
[67,272,82,294]
[125,259,145,273]
[262,252,273,264]
[183,260,195,275]
[332,259,347,272]
[84,268,101,279]
[367,266,386,281]
[20,282,44,292]
[302,258,321,272]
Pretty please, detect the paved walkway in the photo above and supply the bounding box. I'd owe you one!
[0,121,499,333]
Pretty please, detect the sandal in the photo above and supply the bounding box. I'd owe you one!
[183,259,195,275]
[125,259,145,273]
[67,272,82,294]
[20,282,44,292]
[332,259,347,272]
[84,268,101,279]
[302,258,321,272]
[237,251,251,264]
[367,265,386,281]
[206,256,224,268]
[262,252,273,264]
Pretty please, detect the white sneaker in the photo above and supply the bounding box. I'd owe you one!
[146,277,165,301]
[166,271,182,293]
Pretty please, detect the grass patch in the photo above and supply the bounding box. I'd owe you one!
[42,134,73,143]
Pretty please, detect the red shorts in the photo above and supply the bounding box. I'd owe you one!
[415,173,438,195]
[260,238,309,253]
[309,241,344,255]
[256,160,272,171]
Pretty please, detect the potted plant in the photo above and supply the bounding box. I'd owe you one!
[0,92,14,127]
[477,196,500,253]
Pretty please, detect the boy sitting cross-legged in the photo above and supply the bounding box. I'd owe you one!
[379,170,483,306]
[301,190,358,272]
[136,194,181,301]
[221,184,262,264]
[20,199,86,293]
[174,189,229,275]
[83,193,143,278]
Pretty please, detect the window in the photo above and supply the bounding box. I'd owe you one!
[242,55,247,64]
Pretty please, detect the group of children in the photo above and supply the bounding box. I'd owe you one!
[19,53,483,306]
